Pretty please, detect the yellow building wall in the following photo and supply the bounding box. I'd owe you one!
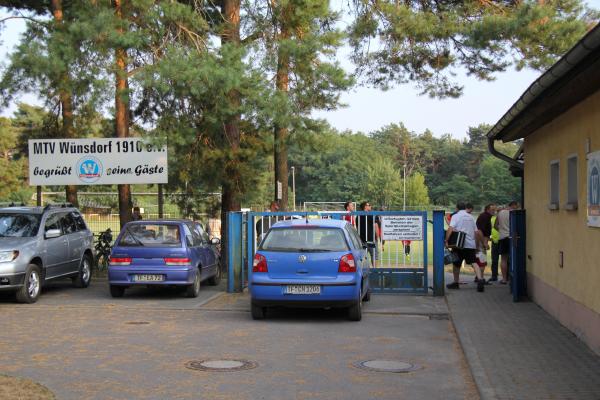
[524,89,600,314]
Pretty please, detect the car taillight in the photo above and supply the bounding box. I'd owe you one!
[338,253,356,273]
[164,257,191,265]
[109,257,132,266]
[252,254,268,273]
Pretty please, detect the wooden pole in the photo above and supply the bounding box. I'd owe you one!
[158,184,164,219]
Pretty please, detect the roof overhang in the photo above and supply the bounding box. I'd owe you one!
[488,23,600,143]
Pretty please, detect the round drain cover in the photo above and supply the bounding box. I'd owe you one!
[355,359,419,373]
[185,359,257,372]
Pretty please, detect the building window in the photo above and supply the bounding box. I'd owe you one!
[549,161,559,210]
[566,155,578,210]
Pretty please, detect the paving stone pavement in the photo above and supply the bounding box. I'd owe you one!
[446,282,600,400]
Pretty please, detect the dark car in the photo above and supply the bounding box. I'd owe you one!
[107,220,221,298]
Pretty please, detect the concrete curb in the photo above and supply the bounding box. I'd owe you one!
[445,294,497,400]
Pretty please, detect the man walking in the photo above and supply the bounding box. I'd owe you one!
[445,202,485,292]
[489,208,501,281]
[495,201,520,284]
[476,203,496,282]
[357,201,379,265]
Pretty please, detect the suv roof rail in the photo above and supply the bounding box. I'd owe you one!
[43,203,74,211]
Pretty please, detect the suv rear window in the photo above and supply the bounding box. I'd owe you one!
[0,214,41,237]
[260,227,349,252]
[118,224,181,247]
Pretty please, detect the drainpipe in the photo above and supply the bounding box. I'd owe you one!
[488,137,525,206]
[487,136,523,170]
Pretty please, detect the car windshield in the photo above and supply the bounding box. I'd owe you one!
[0,213,41,238]
[118,224,181,247]
[260,227,349,252]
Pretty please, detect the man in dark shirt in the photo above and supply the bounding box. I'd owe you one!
[475,203,496,281]
[357,201,379,265]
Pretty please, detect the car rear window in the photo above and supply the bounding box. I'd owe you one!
[260,227,349,252]
[118,224,181,247]
[0,213,41,237]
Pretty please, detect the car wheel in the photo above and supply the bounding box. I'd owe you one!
[348,290,363,321]
[110,285,125,298]
[73,254,92,288]
[186,271,201,298]
[251,302,265,320]
[16,264,42,304]
[207,263,222,286]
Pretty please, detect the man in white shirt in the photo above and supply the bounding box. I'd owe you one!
[445,202,485,292]
[494,200,520,284]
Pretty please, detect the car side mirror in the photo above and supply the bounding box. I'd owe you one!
[210,237,220,245]
[45,229,62,239]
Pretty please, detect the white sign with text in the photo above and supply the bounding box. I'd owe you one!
[28,138,168,185]
[381,215,423,241]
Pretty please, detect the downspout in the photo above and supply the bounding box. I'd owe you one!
[487,137,523,170]
[487,137,524,206]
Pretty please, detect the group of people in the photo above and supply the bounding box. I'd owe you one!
[445,201,520,292]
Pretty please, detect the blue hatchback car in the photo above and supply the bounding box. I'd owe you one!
[108,220,221,298]
[250,219,371,321]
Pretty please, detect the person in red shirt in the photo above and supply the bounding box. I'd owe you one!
[342,201,355,226]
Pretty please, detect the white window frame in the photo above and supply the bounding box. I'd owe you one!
[566,154,578,210]
[549,160,560,211]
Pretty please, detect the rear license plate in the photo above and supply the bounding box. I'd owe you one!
[285,285,321,295]
[133,274,164,282]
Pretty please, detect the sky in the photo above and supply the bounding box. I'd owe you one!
[1,2,599,140]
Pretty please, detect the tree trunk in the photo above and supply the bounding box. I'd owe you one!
[273,4,290,210]
[220,0,242,289]
[114,0,132,227]
[51,0,78,207]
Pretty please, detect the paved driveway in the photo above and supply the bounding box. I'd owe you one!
[0,280,477,400]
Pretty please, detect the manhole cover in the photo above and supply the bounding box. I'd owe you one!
[354,360,419,373]
[125,321,151,325]
[185,359,258,372]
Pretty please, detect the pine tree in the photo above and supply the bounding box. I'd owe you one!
[349,0,598,98]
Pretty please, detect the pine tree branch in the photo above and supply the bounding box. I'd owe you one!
[0,15,47,26]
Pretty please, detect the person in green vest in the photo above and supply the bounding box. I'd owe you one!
[489,210,501,282]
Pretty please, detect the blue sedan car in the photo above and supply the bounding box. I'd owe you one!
[108,220,221,298]
[250,219,371,321]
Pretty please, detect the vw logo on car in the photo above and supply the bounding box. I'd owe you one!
[77,156,103,183]
[298,255,307,263]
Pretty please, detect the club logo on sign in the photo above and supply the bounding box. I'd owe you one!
[77,157,102,183]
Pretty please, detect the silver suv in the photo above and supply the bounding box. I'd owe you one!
[0,205,94,303]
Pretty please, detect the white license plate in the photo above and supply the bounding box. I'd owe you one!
[285,285,321,295]
[133,274,164,282]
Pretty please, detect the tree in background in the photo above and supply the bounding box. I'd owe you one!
[363,157,402,208]
[0,1,109,207]
[349,0,598,98]
[0,117,31,203]
[251,0,352,210]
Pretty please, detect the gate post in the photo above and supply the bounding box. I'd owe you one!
[227,212,243,293]
[432,210,445,296]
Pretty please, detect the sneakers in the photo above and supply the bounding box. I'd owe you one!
[477,279,485,292]
[499,280,508,285]
[488,276,498,282]
[446,282,460,289]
